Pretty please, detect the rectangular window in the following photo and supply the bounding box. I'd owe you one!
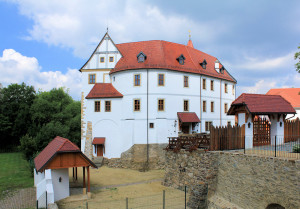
[184,100,189,111]
[205,121,212,131]
[203,78,206,90]
[109,56,114,62]
[158,99,165,111]
[227,121,231,126]
[225,83,228,93]
[224,103,228,113]
[211,101,214,112]
[203,101,206,112]
[211,80,214,91]
[94,101,100,112]
[184,76,189,87]
[100,57,105,63]
[232,85,235,95]
[89,74,96,84]
[134,74,141,86]
[158,74,165,86]
[134,99,140,111]
[149,123,154,128]
[105,101,111,112]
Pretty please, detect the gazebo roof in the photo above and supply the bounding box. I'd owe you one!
[34,136,97,172]
[228,93,296,115]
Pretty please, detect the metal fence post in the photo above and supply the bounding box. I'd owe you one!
[275,135,277,157]
[185,186,187,209]
[86,201,88,209]
[46,191,47,209]
[36,200,38,209]
[126,197,128,209]
[163,190,165,209]
[244,136,246,154]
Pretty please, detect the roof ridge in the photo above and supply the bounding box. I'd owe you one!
[185,46,198,70]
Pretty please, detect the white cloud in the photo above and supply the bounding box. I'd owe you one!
[7,0,227,58]
[0,49,82,100]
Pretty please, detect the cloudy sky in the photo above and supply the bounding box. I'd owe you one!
[0,0,299,100]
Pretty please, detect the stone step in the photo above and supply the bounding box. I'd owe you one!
[93,157,104,167]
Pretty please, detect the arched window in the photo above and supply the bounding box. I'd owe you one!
[266,203,285,209]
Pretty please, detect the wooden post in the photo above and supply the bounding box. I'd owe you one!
[75,167,78,181]
[72,167,74,181]
[87,166,90,192]
[83,166,86,188]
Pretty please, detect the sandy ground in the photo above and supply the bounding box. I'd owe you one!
[58,166,187,209]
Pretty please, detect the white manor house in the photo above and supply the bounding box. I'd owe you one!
[80,32,237,158]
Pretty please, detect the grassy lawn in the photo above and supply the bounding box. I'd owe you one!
[0,152,34,199]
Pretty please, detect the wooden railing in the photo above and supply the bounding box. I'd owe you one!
[164,134,210,152]
[284,118,300,142]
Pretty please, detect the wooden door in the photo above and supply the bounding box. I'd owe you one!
[182,124,189,134]
[253,117,271,146]
[97,145,104,156]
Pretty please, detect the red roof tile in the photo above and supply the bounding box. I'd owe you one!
[187,40,194,48]
[110,40,236,82]
[229,93,296,114]
[86,83,123,99]
[34,136,80,172]
[177,112,200,123]
[266,88,300,108]
[92,137,105,145]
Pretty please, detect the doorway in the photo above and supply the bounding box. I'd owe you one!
[97,145,104,157]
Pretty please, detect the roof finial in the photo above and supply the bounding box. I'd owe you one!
[187,30,194,48]
[188,30,191,40]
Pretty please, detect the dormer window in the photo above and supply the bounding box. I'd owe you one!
[177,54,185,65]
[137,52,147,63]
[200,59,207,69]
[220,66,225,74]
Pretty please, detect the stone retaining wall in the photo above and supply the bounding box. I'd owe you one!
[103,144,167,170]
[163,150,300,209]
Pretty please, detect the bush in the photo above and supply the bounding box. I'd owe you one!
[19,134,37,160]
[292,145,300,153]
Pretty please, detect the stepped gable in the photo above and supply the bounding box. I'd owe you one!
[111,40,236,82]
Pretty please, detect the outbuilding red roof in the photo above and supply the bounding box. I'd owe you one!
[228,93,296,115]
[177,112,200,123]
[266,88,300,108]
[92,137,105,145]
[86,83,123,99]
[34,136,80,172]
[111,40,236,83]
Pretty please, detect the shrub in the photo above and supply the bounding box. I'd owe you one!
[292,145,300,153]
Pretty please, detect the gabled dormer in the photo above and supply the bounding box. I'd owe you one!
[220,66,225,74]
[177,54,186,65]
[79,32,122,71]
[137,51,147,63]
[200,59,207,69]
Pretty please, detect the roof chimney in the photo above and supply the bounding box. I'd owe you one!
[215,59,220,73]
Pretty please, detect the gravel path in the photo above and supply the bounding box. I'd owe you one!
[0,187,36,209]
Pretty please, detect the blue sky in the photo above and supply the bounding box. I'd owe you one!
[0,0,299,100]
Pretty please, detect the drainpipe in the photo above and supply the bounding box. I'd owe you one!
[220,80,222,126]
[200,75,202,132]
[146,69,149,166]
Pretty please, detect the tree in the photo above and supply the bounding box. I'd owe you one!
[0,83,36,149]
[20,87,81,159]
[295,45,300,73]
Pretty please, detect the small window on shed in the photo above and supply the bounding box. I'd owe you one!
[177,54,186,65]
[137,52,147,63]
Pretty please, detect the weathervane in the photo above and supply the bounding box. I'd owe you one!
[188,30,191,40]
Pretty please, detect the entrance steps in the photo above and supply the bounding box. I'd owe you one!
[93,157,104,167]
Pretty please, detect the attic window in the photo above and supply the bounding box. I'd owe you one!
[200,59,207,69]
[137,52,147,63]
[220,66,225,74]
[177,54,185,65]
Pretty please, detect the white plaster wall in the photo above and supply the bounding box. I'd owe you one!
[270,115,285,145]
[51,168,69,202]
[34,169,45,187]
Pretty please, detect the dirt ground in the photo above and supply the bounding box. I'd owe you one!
[57,166,187,209]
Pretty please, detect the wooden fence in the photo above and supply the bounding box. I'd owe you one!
[284,118,300,142]
[164,134,210,152]
[209,125,245,151]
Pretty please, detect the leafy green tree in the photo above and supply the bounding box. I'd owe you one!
[295,45,300,73]
[0,83,36,149]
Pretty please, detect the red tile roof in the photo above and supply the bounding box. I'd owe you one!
[34,136,80,172]
[228,93,296,114]
[266,88,300,108]
[177,112,200,123]
[92,137,105,145]
[110,40,236,82]
[86,83,123,99]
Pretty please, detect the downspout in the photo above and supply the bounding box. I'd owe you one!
[200,75,202,132]
[220,80,222,126]
[146,69,149,166]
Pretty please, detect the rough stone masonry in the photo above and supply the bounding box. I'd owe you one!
[163,150,300,209]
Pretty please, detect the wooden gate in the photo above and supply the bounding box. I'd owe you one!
[253,117,271,146]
